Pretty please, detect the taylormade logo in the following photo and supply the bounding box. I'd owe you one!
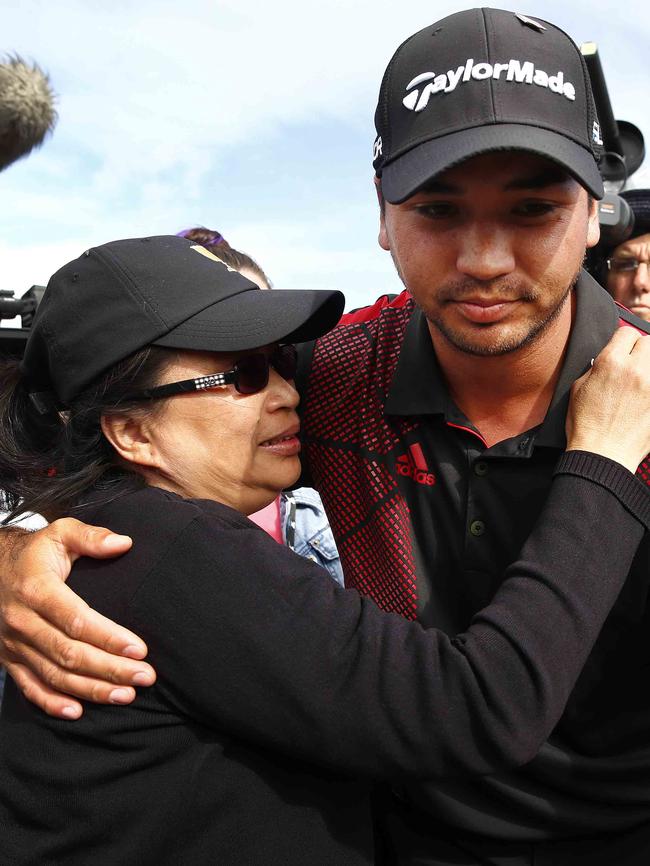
[403,58,576,113]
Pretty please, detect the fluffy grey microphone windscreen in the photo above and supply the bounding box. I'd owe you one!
[0,55,58,172]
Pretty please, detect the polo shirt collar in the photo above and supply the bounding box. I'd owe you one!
[535,271,619,447]
[385,272,620,448]
[385,302,448,416]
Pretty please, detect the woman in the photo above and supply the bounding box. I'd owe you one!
[0,235,647,865]
[176,224,344,584]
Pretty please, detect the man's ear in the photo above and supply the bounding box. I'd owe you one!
[375,176,390,251]
[586,195,601,249]
[100,413,160,471]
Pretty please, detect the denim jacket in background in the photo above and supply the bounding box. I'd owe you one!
[280,488,344,588]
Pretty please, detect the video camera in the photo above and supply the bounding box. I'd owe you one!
[580,42,646,247]
[0,285,45,358]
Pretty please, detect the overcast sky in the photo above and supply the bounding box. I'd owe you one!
[2,0,649,313]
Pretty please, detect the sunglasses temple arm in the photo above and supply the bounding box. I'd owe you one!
[123,377,211,403]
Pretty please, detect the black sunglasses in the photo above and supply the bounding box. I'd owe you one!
[124,344,298,402]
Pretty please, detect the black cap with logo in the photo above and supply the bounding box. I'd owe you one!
[21,235,344,407]
[373,7,605,203]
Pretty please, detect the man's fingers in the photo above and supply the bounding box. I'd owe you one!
[5,660,143,718]
[64,603,151,659]
[594,325,645,364]
[6,662,84,719]
[5,618,155,682]
[0,519,149,714]
[47,517,132,565]
[630,331,650,356]
[4,620,155,715]
[17,574,148,659]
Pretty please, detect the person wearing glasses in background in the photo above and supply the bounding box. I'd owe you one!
[603,190,650,322]
[0,235,649,865]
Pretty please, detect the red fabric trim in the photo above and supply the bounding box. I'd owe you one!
[339,290,411,326]
[445,421,488,448]
[615,304,648,334]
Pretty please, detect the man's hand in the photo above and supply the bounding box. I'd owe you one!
[566,328,650,473]
[0,519,156,719]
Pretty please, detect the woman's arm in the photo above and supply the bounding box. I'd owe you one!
[123,454,647,780]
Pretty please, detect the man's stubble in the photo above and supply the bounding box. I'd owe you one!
[390,249,582,358]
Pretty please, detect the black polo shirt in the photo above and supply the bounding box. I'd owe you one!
[382,274,630,630]
[300,272,650,853]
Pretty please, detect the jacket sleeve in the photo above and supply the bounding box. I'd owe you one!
[129,452,648,781]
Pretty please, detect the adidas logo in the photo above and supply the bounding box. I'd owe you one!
[396,443,436,486]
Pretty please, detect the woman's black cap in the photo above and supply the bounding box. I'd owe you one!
[21,235,345,406]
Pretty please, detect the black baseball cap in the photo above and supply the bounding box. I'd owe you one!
[21,235,345,407]
[373,7,605,203]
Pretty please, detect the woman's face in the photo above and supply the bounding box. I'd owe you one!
[123,347,302,515]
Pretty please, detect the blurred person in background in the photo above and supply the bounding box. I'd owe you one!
[176,226,273,290]
[602,190,650,322]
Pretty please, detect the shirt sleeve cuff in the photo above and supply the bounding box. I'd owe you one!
[555,450,650,532]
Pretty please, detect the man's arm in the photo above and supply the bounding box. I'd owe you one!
[0,329,647,720]
[0,519,155,717]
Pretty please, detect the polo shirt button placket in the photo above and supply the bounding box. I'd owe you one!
[474,460,489,477]
[469,519,486,537]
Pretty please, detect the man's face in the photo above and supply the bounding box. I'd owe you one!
[378,152,600,356]
[606,233,650,322]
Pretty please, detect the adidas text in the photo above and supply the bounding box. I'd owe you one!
[397,452,436,486]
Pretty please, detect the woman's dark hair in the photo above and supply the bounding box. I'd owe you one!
[0,346,174,523]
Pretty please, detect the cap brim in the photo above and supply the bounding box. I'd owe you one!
[380,124,604,203]
[153,287,345,352]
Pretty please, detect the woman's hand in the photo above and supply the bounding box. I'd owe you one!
[0,519,155,718]
[567,328,650,474]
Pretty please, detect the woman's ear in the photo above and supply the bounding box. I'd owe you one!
[100,413,160,470]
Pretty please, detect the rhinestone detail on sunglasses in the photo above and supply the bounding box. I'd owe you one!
[195,373,229,390]
[123,345,297,403]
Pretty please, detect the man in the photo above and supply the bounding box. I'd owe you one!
[603,189,650,322]
[1,8,649,864]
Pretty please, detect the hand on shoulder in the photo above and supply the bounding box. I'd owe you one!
[566,328,650,474]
